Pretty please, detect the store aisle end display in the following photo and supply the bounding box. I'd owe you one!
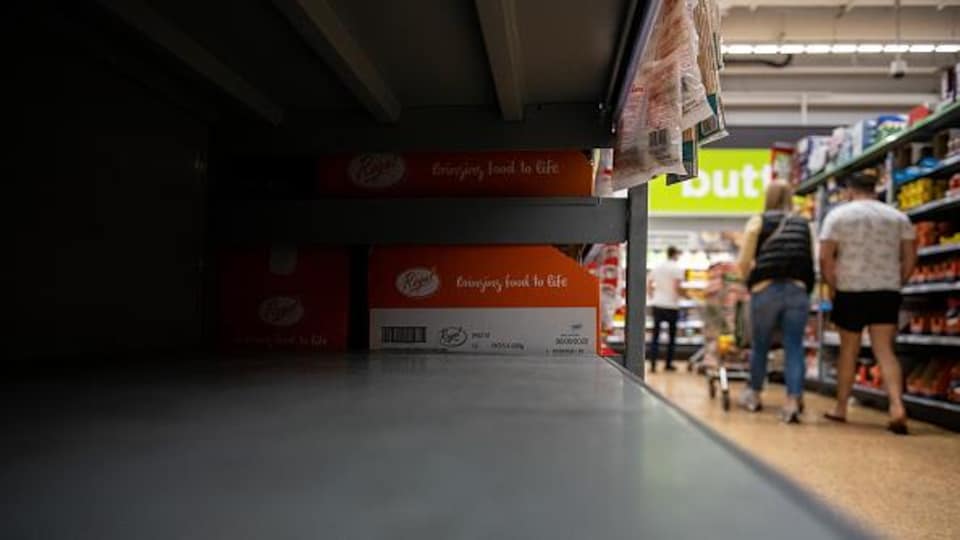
[785,93,960,431]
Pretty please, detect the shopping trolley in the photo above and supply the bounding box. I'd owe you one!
[697,263,752,411]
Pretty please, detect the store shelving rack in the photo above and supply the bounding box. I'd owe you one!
[7,3,886,538]
[795,100,960,195]
[799,102,960,431]
[206,0,665,376]
[67,0,674,379]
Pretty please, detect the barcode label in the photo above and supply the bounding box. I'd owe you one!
[381,326,427,343]
[649,128,668,148]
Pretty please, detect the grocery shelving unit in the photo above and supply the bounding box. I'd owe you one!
[7,2,880,538]
[795,101,960,431]
[795,100,960,196]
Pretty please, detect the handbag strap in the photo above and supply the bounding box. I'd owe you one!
[759,212,791,253]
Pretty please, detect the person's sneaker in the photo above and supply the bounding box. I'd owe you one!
[781,404,801,424]
[738,388,762,412]
[665,364,677,372]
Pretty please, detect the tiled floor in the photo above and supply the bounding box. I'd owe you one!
[645,364,960,540]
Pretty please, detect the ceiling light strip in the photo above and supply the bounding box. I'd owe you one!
[721,43,960,55]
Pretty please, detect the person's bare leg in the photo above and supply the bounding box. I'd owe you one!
[832,329,862,419]
[868,324,907,422]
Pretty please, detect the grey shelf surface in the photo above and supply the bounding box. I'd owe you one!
[817,379,960,426]
[215,197,629,245]
[906,195,960,221]
[1,353,867,540]
[896,334,960,346]
[901,281,960,295]
[822,331,871,348]
[917,243,960,258]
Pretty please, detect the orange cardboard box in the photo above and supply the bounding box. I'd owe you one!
[369,246,600,355]
[318,151,593,197]
[218,246,349,352]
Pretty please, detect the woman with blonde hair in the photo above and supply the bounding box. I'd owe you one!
[736,180,815,422]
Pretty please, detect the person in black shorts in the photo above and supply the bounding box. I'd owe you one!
[819,172,917,434]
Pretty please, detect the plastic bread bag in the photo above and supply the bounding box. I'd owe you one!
[651,0,712,130]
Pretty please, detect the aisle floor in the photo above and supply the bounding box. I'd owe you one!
[645,364,960,540]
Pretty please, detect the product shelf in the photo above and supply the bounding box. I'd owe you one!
[822,331,871,348]
[905,195,960,221]
[216,198,630,245]
[917,243,960,258]
[895,153,960,192]
[795,100,960,195]
[896,334,960,347]
[607,335,704,346]
[901,281,960,295]
[0,353,873,538]
[816,376,960,431]
[619,320,704,330]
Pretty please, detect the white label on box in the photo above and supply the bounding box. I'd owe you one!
[370,307,596,355]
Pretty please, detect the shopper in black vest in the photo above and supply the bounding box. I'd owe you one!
[736,180,815,423]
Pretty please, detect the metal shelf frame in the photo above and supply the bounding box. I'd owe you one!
[815,378,960,431]
[194,0,667,377]
[217,194,652,375]
[906,195,960,221]
[896,334,960,347]
[795,100,960,195]
[216,198,630,245]
[901,281,960,295]
[917,243,960,258]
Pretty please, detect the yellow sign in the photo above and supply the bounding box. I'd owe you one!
[649,148,771,215]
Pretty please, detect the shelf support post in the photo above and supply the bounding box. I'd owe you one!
[625,184,649,376]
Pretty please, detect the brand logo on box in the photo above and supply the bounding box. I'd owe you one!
[396,267,440,298]
[439,326,468,347]
[258,296,304,327]
[348,153,406,189]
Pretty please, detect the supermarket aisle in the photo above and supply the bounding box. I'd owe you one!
[646,366,960,540]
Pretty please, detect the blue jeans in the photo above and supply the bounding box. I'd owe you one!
[750,281,809,397]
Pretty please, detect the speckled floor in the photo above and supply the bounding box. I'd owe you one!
[645,365,960,540]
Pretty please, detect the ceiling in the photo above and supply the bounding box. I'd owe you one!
[719,2,960,126]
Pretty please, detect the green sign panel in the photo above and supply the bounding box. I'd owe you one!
[649,148,771,215]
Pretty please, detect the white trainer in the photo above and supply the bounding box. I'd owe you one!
[738,388,763,412]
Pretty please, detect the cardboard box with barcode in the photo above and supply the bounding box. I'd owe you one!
[218,246,349,352]
[317,150,593,197]
[369,246,600,355]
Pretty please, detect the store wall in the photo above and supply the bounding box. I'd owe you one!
[9,5,210,360]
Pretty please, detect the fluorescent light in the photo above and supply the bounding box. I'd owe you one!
[720,42,960,56]
[778,44,806,54]
[725,44,754,55]
[830,44,858,53]
[805,44,831,54]
[753,44,780,54]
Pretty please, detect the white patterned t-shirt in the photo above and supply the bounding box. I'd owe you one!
[819,200,915,292]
